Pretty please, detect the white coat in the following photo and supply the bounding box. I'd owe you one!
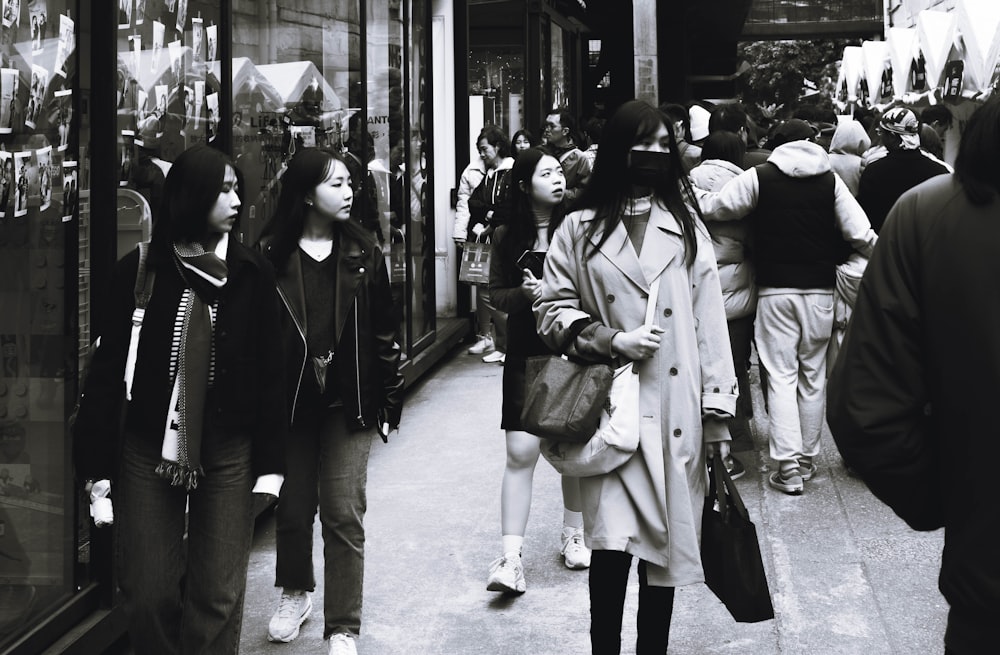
[535,201,738,587]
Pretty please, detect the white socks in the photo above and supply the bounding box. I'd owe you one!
[501,535,523,558]
[563,509,584,532]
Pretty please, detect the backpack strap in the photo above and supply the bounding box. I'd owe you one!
[124,242,156,400]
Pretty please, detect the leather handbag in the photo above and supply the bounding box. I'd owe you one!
[701,453,775,623]
[520,353,613,443]
[539,360,639,476]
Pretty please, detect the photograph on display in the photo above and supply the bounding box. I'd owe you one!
[29,0,46,55]
[118,0,130,30]
[151,20,164,74]
[206,23,217,62]
[135,0,145,26]
[191,15,202,63]
[24,63,48,129]
[36,145,51,211]
[168,39,183,87]
[53,13,74,77]
[54,88,70,150]
[154,83,167,120]
[166,0,175,11]
[61,159,75,222]
[205,91,218,143]
[0,68,18,134]
[175,0,187,34]
[131,34,141,79]
[13,150,30,217]
[120,131,133,186]
[0,150,11,218]
[3,0,20,29]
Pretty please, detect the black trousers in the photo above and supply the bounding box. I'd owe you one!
[589,550,675,655]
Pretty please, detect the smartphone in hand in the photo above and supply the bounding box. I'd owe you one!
[516,250,546,279]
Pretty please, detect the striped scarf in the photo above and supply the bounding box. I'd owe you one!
[156,236,228,490]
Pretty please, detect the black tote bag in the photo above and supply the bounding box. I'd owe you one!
[701,453,775,623]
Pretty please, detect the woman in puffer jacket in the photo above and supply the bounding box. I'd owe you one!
[689,130,757,476]
[828,119,871,197]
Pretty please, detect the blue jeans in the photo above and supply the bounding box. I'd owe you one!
[274,406,373,639]
[116,431,254,655]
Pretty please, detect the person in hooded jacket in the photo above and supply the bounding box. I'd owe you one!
[827,119,871,197]
[257,147,404,655]
[689,131,758,479]
[698,118,877,496]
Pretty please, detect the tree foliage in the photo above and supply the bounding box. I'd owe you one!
[736,39,861,119]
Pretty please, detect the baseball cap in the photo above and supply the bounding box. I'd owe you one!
[769,119,819,147]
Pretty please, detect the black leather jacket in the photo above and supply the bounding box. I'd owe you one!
[261,235,404,434]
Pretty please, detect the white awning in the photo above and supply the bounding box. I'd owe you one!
[955,0,1000,93]
[887,27,918,99]
[917,9,958,89]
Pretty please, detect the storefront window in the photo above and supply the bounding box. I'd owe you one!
[0,0,79,648]
[550,21,566,110]
[468,47,525,141]
[408,0,432,346]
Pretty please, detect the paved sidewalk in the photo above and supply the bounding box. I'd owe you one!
[240,347,946,655]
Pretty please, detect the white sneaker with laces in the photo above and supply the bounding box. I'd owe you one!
[482,350,505,363]
[486,552,526,594]
[468,335,494,355]
[267,589,312,643]
[328,633,358,655]
[561,527,591,570]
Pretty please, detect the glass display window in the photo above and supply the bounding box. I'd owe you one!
[0,0,79,648]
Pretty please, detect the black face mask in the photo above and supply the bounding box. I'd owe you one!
[627,149,672,187]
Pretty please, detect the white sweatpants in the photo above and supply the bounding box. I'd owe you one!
[755,291,834,470]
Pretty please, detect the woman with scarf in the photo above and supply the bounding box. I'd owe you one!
[258,148,404,655]
[73,144,287,654]
[535,100,737,654]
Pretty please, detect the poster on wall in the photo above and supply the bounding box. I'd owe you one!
[192,79,203,129]
[135,0,145,26]
[118,0,131,30]
[61,159,75,222]
[54,88,70,151]
[29,0,46,56]
[3,0,20,29]
[36,145,51,211]
[120,130,133,186]
[168,39,182,87]
[24,63,49,130]
[13,150,30,217]
[53,13,74,77]
[0,150,11,218]
[0,68,17,134]
[130,33,141,79]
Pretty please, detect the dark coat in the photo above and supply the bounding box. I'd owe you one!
[856,148,949,233]
[827,174,1000,650]
[261,233,404,433]
[74,239,287,480]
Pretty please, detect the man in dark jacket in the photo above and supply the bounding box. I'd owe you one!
[856,107,949,232]
[828,97,1000,655]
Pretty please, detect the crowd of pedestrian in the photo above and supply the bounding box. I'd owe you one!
[71,86,999,654]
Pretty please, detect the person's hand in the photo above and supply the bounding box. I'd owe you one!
[705,440,731,461]
[611,325,665,360]
[454,238,465,250]
[521,269,542,301]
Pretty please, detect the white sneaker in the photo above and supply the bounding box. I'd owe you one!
[482,350,506,363]
[486,552,526,594]
[328,633,358,655]
[467,335,494,355]
[561,528,591,570]
[267,589,312,643]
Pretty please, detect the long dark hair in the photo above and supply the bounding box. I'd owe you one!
[954,95,1000,206]
[497,147,566,263]
[576,99,700,265]
[258,147,374,273]
[151,144,241,255]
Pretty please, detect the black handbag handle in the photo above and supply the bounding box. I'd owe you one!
[708,452,750,522]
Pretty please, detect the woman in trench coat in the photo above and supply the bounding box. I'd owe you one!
[534,100,738,654]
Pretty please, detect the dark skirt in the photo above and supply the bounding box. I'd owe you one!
[501,354,529,431]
